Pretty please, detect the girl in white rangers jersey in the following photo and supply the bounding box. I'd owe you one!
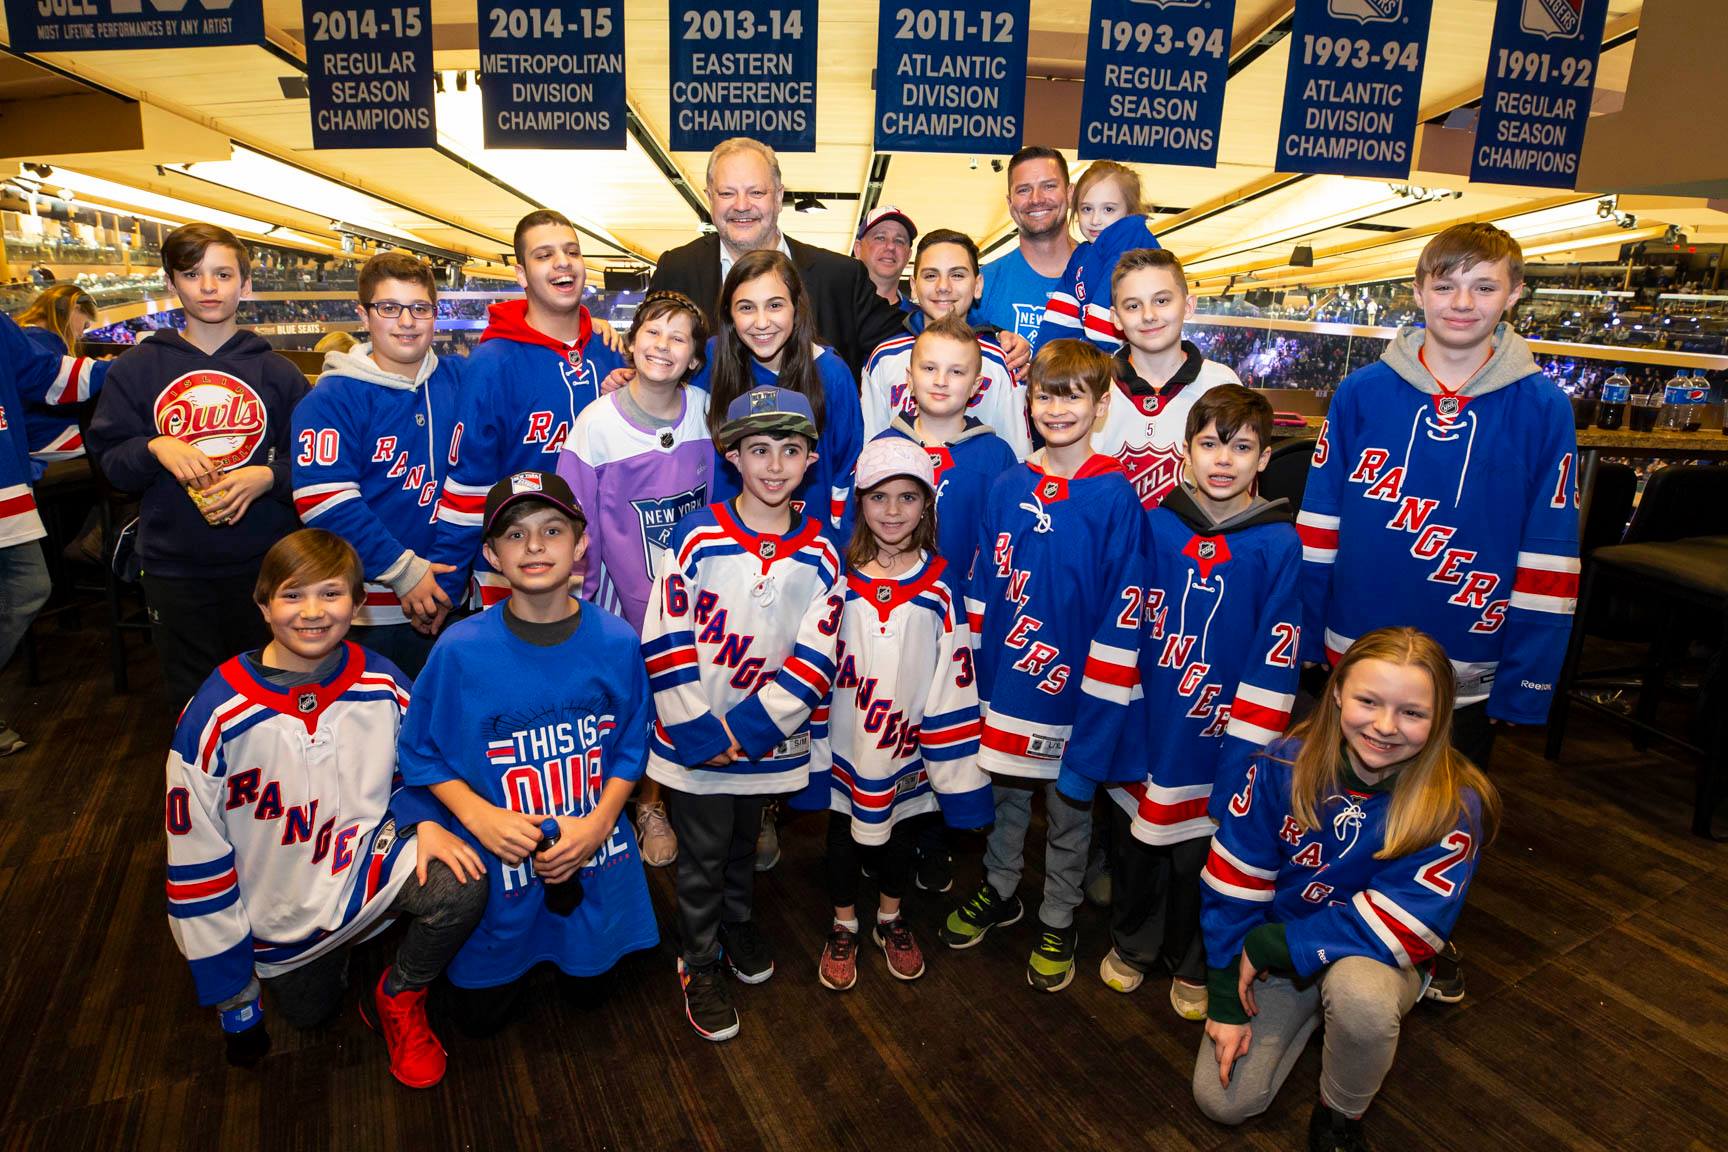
[164,530,485,1088]
[816,439,992,992]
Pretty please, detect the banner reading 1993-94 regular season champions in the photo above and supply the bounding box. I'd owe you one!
[1078,0,1236,167]
[478,1,627,149]
[1277,0,1434,179]
[3,0,263,51]
[1470,0,1606,188]
[874,0,1031,155]
[670,0,819,153]
[303,0,437,149]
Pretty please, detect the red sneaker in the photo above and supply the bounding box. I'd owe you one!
[359,970,447,1088]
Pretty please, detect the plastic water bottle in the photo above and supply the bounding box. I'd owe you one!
[536,817,584,916]
[1657,368,1692,433]
[1596,369,1630,430]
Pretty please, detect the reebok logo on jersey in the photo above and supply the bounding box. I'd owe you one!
[155,371,266,470]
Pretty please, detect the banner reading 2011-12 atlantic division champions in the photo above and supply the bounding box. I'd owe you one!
[874,0,1031,155]
[1276,0,1435,179]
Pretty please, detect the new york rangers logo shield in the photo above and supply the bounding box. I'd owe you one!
[1520,0,1584,39]
[631,484,707,578]
[1127,0,1204,8]
[1115,442,1184,506]
[1327,0,1401,23]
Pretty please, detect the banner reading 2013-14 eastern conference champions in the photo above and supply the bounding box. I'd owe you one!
[670,0,818,152]
[4,0,263,51]
[1078,0,1236,167]
[479,1,627,148]
[1471,0,1607,188]
[874,1,1030,155]
[303,0,437,149]
[1277,0,1434,179]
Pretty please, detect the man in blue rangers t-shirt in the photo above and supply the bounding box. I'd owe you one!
[977,146,1078,347]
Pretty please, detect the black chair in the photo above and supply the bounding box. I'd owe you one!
[1546,465,1728,837]
[73,410,152,693]
[1259,437,1316,512]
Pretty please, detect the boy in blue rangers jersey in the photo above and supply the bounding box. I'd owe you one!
[292,252,465,677]
[942,339,1147,993]
[1296,222,1579,765]
[1193,628,1499,1152]
[166,530,486,1088]
[1061,386,1301,1019]
[428,211,625,609]
[398,472,657,1035]
[640,386,844,1042]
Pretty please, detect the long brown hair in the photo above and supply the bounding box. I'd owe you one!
[706,249,825,440]
[1280,627,1501,859]
[845,476,939,570]
[17,284,98,352]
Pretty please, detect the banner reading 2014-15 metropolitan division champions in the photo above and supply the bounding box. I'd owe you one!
[4,0,263,51]
[874,0,1031,155]
[670,0,818,152]
[1277,0,1435,179]
[479,1,627,148]
[1078,0,1236,167]
[1471,0,1607,188]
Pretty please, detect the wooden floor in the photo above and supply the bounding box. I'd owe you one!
[1,623,1724,1152]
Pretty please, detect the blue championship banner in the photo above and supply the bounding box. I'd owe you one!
[1276,0,1434,179]
[478,1,626,148]
[874,0,1030,155]
[4,0,263,51]
[1078,0,1236,166]
[669,0,818,153]
[1470,0,1606,188]
[303,0,437,149]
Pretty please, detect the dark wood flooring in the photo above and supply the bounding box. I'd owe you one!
[1,623,1723,1152]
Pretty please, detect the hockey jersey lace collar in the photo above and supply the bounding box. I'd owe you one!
[713,499,824,568]
[222,642,368,733]
[1380,321,1539,399]
[1160,486,1292,535]
[479,297,594,357]
[1113,339,1205,398]
[886,412,999,447]
[846,552,949,626]
[1020,451,1127,503]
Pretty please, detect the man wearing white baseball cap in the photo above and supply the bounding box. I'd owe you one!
[854,207,918,315]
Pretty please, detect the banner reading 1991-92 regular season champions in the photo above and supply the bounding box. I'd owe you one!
[874,0,1031,155]
[670,0,819,153]
[478,1,627,149]
[303,0,437,149]
[1277,0,1435,179]
[3,0,263,51]
[1078,0,1236,167]
[1470,0,1606,188]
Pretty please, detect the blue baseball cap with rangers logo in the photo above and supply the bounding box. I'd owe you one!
[717,385,819,449]
[482,470,586,537]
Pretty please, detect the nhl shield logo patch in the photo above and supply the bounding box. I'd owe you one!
[1041,480,1060,501]
[296,690,318,714]
[658,430,675,450]
[1327,0,1401,23]
[1197,539,1217,560]
[1437,394,1461,418]
[759,539,778,560]
[1520,0,1584,39]
[874,584,893,604]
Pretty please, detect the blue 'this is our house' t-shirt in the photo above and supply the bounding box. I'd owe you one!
[978,246,1061,346]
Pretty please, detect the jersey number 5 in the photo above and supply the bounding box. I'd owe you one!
[1415,830,1473,897]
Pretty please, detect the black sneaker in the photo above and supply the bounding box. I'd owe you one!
[678,959,739,1042]
[1026,921,1079,992]
[1307,1101,1370,1152]
[915,846,953,893]
[1422,940,1466,1004]
[940,880,1023,949]
[718,919,776,984]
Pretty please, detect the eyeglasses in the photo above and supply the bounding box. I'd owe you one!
[364,300,436,319]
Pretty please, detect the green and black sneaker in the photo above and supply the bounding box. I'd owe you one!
[940,880,1023,949]
[1026,922,1079,992]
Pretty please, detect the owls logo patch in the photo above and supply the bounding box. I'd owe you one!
[154,371,266,471]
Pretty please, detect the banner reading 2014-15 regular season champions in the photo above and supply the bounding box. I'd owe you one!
[670,0,818,152]
[4,0,263,51]
[1078,0,1236,167]
[479,1,627,148]
[1471,0,1607,188]
[1276,0,1435,179]
[874,1,1031,155]
[303,0,436,149]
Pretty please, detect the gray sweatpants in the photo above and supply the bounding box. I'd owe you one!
[1192,956,1422,1123]
[982,779,1092,929]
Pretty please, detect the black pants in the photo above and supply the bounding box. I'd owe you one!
[260,858,487,1029]
[1450,700,1496,768]
[143,569,270,707]
[826,811,915,909]
[665,789,766,968]
[354,622,436,679]
[1104,801,1208,981]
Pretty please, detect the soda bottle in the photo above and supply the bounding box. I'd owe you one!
[1657,368,1691,432]
[1683,370,1707,432]
[536,817,584,916]
[1596,368,1629,430]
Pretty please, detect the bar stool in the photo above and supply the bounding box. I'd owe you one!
[1546,465,1728,837]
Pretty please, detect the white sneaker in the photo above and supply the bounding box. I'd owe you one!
[635,801,677,867]
[1170,979,1209,1021]
[1099,947,1144,994]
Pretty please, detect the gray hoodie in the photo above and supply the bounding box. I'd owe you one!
[1379,321,1540,398]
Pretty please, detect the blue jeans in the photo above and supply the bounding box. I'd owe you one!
[0,540,51,677]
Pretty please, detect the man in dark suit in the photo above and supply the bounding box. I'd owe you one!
[649,137,1028,379]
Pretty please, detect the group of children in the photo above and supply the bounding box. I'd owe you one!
[0,180,1580,1151]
